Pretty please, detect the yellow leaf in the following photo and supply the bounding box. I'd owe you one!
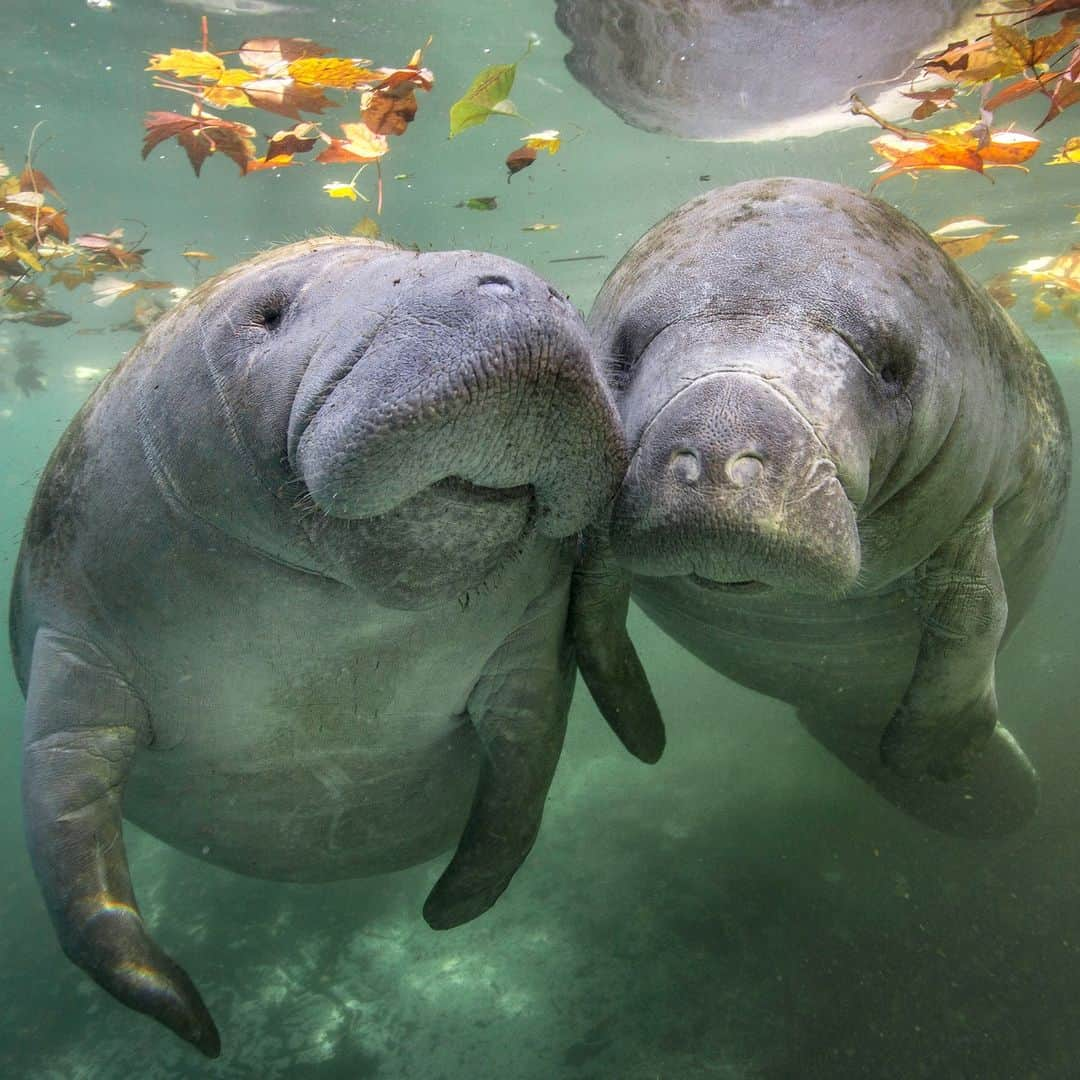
[8,234,42,272]
[202,85,253,109]
[522,130,560,154]
[323,182,358,200]
[287,57,381,88]
[147,49,226,81]
[522,222,559,231]
[1046,137,1080,165]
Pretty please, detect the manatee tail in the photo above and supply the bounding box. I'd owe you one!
[798,706,1038,839]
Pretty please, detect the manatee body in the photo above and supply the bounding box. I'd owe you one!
[555,0,979,141]
[586,178,1070,839]
[12,238,655,1055]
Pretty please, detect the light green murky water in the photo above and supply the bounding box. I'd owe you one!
[2,2,1079,1077]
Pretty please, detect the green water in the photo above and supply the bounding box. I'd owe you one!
[2,1,1079,1076]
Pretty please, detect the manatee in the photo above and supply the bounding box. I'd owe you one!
[577,178,1070,840]
[11,237,662,1056]
[554,0,980,142]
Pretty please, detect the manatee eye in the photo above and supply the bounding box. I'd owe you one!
[250,293,288,333]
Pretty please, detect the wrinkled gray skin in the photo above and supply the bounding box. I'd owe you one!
[585,178,1070,842]
[555,0,979,141]
[10,238,662,1057]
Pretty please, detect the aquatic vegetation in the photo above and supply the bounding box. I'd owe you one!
[0,149,180,341]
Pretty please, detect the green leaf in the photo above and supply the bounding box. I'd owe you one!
[457,196,498,211]
[449,49,527,137]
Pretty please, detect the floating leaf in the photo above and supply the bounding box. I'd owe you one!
[323,181,360,200]
[1038,72,1080,128]
[457,196,498,210]
[287,57,382,89]
[239,78,339,120]
[4,191,45,209]
[362,87,419,135]
[1046,135,1080,162]
[238,37,334,73]
[91,276,139,306]
[521,129,561,154]
[902,87,958,121]
[449,56,523,137]
[146,49,226,81]
[265,122,319,159]
[522,222,559,231]
[506,145,537,179]
[316,122,389,164]
[931,217,1007,258]
[142,110,257,176]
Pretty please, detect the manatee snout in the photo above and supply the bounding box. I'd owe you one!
[289,252,623,542]
[614,371,860,594]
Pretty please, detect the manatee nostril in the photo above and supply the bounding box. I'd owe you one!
[725,452,764,488]
[670,449,702,485]
[477,274,515,295]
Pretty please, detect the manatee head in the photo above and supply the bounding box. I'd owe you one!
[555,0,980,142]
[132,238,623,607]
[592,178,996,598]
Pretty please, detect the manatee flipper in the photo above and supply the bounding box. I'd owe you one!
[423,590,576,930]
[22,628,220,1058]
[799,701,1038,838]
[881,514,1009,782]
[570,531,665,763]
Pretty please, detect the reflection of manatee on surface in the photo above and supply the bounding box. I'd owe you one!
[555,0,981,141]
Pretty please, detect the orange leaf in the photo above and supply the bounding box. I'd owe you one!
[871,141,986,185]
[984,73,1060,111]
[978,130,1041,165]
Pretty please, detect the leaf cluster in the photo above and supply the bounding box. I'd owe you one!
[1,152,178,338]
[142,28,434,202]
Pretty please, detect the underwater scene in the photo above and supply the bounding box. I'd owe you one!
[3,0,1080,1076]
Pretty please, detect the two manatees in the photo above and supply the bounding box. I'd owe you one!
[579,178,1070,839]
[11,238,662,1056]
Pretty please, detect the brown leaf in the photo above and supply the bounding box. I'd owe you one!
[265,123,319,158]
[362,87,418,136]
[505,145,536,179]
[240,79,338,120]
[142,111,257,176]
[1037,72,1080,127]
[984,72,1060,111]
[19,166,57,195]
